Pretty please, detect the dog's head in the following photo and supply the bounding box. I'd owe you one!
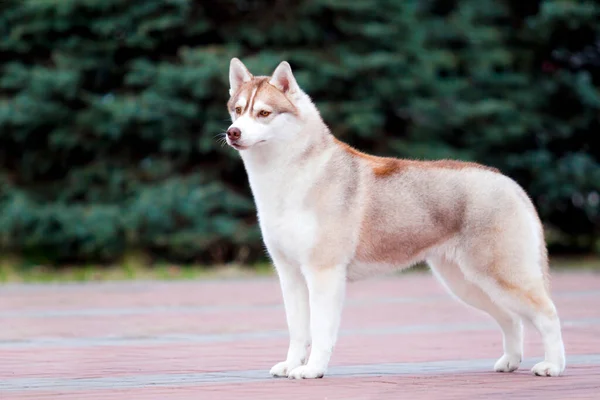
[225,58,308,151]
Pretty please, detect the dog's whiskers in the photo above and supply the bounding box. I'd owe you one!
[215,135,228,148]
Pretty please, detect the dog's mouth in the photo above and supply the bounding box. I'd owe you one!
[229,140,266,151]
[230,142,249,150]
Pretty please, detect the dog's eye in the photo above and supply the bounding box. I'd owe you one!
[258,110,271,117]
[234,107,242,114]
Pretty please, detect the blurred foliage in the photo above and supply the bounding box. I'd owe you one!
[0,0,598,264]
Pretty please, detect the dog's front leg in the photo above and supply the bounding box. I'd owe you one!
[269,264,311,377]
[288,264,346,379]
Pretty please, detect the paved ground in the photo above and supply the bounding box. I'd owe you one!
[1,270,599,399]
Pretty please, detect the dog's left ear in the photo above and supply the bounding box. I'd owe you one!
[269,61,299,94]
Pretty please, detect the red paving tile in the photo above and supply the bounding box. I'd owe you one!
[3,281,599,341]
[3,270,598,312]
[1,271,599,399]
[2,325,598,380]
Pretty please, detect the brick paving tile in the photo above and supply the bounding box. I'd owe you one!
[1,271,599,399]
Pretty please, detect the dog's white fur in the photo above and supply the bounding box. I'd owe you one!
[225,58,566,379]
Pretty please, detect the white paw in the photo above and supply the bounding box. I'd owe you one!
[494,354,521,372]
[531,361,563,377]
[270,360,303,378]
[287,365,325,379]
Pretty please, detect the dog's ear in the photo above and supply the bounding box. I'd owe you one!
[229,58,253,96]
[269,61,299,94]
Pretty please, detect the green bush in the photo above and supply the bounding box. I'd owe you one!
[0,0,598,264]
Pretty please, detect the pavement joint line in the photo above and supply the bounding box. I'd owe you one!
[1,289,599,319]
[1,354,599,392]
[1,317,599,349]
[0,270,596,291]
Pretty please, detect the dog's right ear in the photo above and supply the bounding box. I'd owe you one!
[229,58,253,96]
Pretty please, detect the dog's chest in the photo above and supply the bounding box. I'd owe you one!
[255,192,318,266]
[245,153,330,266]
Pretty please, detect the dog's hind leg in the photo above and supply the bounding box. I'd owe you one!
[428,255,524,372]
[455,241,566,377]
[474,271,565,377]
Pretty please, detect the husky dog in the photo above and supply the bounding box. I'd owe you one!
[224,58,566,379]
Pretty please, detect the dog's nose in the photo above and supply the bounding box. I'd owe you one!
[227,127,241,140]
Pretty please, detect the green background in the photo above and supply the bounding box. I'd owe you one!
[1,0,598,266]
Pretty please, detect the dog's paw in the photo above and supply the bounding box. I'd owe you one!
[269,360,302,378]
[494,353,521,372]
[531,361,563,377]
[287,365,325,379]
